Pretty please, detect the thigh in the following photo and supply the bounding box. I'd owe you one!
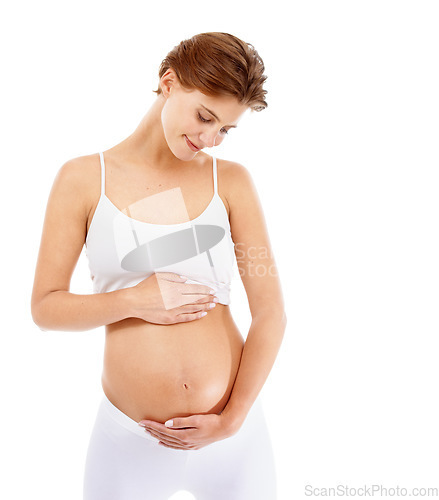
[184,397,277,500]
[83,394,190,500]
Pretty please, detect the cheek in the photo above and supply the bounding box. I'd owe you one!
[184,114,200,133]
[215,134,226,146]
[164,111,186,135]
[160,105,172,137]
[161,99,181,131]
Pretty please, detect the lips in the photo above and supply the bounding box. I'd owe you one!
[184,135,200,151]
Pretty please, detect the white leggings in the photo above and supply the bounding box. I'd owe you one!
[83,391,277,499]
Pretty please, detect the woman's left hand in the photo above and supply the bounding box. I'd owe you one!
[138,413,236,450]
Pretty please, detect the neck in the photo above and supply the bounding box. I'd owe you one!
[109,95,181,170]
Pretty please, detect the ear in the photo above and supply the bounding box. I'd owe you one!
[160,68,179,98]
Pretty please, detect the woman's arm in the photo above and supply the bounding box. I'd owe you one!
[220,161,287,431]
[31,157,134,331]
[137,161,287,448]
[31,157,216,332]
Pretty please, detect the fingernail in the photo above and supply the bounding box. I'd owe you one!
[138,422,146,427]
[209,302,216,309]
[213,297,219,303]
[209,289,215,294]
[201,312,207,317]
[165,419,173,428]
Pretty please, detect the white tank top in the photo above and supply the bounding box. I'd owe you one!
[84,152,236,305]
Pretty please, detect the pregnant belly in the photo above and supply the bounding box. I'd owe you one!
[101,305,244,424]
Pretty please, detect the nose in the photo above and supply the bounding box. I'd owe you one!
[199,131,221,148]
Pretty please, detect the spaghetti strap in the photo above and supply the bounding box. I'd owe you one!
[85,149,235,306]
[99,152,106,196]
[212,155,218,194]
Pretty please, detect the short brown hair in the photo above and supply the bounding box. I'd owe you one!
[153,32,268,112]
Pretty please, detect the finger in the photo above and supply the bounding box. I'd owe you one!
[154,272,189,284]
[146,426,198,448]
[158,441,194,450]
[175,310,209,322]
[176,302,217,315]
[177,292,217,306]
[178,295,215,308]
[165,416,199,429]
[180,283,217,296]
[139,421,193,443]
[155,273,217,296]
[145,428,188,446]
[194,295,219,304]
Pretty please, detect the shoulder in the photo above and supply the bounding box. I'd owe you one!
[53,153,101,210]
[216,157,258,211]
[56,153,99,186]
[216,157,251,182]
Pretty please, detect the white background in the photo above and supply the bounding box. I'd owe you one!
[1,1,438,499]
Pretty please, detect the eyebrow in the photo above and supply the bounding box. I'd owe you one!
[200,104,238,128]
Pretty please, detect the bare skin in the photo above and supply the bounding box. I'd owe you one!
[31,69,287,450]
[88,148,246,424]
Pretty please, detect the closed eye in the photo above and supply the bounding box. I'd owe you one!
[197,112,229,135]
[198,112,210,123]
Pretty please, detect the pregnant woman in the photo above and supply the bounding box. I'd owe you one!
[31,32,287,499]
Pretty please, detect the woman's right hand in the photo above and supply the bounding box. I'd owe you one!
[127,272,219,324]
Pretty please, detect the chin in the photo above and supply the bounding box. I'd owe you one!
[174,136,200,160]
[168,146,197,162]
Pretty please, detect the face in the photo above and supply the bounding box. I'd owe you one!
[160,69,249,160]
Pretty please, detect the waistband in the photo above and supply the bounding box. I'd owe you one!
[100,391,267,443]
[101,393,158,442]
